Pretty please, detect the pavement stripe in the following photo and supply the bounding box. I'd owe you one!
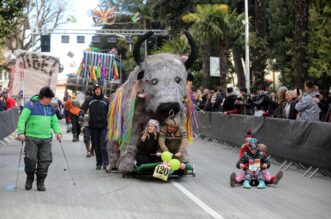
[171,181,225,219]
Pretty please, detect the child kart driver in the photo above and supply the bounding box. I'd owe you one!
[234,139,270,189]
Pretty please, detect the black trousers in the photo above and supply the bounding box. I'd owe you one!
[90,128,108,167]
[71,114,81,136]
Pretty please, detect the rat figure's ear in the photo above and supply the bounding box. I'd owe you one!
[137,71,145,80]
[187,72,194,82]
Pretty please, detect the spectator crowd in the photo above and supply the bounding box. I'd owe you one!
[193,80,331,123]
[0,88,17,111]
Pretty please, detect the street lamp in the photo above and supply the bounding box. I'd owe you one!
[244,0,250,92]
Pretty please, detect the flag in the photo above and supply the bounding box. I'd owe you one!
[113,61,119,80]
[131,12,141,23]
[67,15,77,23]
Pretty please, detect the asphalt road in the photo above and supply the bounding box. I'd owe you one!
[1,126,330,219]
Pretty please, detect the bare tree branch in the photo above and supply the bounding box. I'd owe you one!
[6,0,68,51]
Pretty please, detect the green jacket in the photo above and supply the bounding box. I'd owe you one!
[18,95,61,139]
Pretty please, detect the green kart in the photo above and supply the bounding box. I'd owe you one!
[122,162,196,180]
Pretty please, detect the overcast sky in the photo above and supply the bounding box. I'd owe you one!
[52,0,101,76]
[63,0,100,29]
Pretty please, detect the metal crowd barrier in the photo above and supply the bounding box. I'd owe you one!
[196,111,331,178]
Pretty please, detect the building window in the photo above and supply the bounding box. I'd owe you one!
[77,36,85,44]
[61,35,69,43]
[92,36,101,43]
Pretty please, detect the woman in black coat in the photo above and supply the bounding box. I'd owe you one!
[135,119,161,166]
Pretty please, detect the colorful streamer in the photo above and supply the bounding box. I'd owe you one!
[76,51,117,83]
[107,81,140,151]
[186,81,198,144]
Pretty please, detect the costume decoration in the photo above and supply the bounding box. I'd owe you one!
[107,30,198,173]
[90,0,116,26]
[77,49,124,87]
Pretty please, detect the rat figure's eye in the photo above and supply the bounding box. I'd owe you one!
[175,77,182,84]
[151,78,159,85]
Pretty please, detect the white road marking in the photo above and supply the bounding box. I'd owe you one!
[171,181,225,219]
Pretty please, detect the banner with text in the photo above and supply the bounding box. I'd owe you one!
[10,50,60,98]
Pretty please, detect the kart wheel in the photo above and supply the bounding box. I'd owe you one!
[192,169,196,177]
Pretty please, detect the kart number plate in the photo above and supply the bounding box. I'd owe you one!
[153,164,170,181]
[249,159,261,172]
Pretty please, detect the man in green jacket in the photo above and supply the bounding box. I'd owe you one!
[17,86,62,191]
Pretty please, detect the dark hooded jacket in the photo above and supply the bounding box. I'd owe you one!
[81,93,109,129]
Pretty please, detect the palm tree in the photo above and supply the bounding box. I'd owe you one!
[183,5,223,88]
[183,4,246,90]
[293,0,309,89]
[156,34,190,54]
[227,12,246,88]
[137,2,155,29]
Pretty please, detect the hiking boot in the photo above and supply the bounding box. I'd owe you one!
[273,170,283,185]
[72,134,78,142]
[242,180,251,189]
[230,172,236,187]
[257,180,266,189]
[25,173,34,190]
[96,165,102,170]
[36,175,46,192]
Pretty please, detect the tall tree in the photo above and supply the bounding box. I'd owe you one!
[307,0,331,92]
[0,0,28,44]
[108,0,144,12]
[267,0,295,87]
[151,0,194,35]
[6,0,68,52]
[293,0,309,89]
[183,5,224,88]
[227,11,245,88]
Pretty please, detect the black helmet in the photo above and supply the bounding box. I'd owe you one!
[93,84,102,91]
[39,86,55,98]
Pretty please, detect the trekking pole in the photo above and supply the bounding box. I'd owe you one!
[58,140,76,186]
[15,141,24,191]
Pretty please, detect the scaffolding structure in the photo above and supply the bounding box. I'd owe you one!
[34,29,169,36]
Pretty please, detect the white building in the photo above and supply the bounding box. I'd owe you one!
[0,70,9,90]
[46,31,97,99]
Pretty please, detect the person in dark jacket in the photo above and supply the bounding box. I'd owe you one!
[222,87,238,112]
[283,90,298,120]
[0,95,6,111]
[80,84,110,170]
[235,139,270,189]
[240,87,253,115]
[252,85,270,116]
[135,119,160,166]
[204,91,222,112]
[324,95,331,122]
